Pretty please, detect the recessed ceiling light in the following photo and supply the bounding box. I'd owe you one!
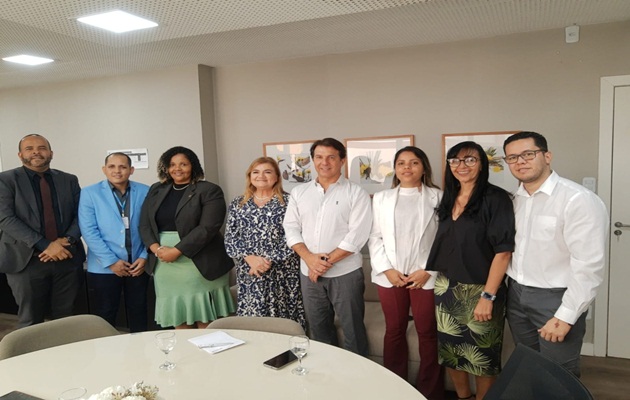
[2,55,54,65]
[77,10,158,33]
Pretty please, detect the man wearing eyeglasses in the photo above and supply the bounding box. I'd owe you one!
[502,131,608,377]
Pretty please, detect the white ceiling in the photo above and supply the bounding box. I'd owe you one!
[1,0,629,91]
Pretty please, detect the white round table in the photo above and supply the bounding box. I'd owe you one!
[0,329,425,399]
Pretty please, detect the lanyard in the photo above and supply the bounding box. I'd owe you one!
[111,188,129,218]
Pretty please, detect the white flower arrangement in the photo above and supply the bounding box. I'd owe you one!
[87,382,158,400]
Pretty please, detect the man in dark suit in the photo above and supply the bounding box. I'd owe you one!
[0,134,85,328]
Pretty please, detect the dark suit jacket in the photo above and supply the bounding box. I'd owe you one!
[0,167,86,273]
[139,180,233,281]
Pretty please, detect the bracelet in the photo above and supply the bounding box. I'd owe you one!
[155,246,165,255]
[480,291,497,301]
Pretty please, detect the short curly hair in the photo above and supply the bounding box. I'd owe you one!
[157,146,205,183]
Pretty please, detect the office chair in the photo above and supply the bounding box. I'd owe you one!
[484,344,594,400]
[207,316,305,336]
[0,314,120,360]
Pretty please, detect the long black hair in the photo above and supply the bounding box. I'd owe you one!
[157,146,205,183]
[437,141,489,221]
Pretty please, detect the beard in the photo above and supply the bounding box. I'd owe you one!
[21,155,52,170]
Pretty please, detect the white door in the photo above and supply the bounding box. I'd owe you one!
[607,84,630,358]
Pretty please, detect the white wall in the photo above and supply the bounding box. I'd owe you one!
[0,64,204,187]
[214,20,630,201]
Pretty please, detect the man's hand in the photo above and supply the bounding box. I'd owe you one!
[38,238,73,262]
[244,255,271,277]
[129,258,147,277]
[538,317,572,342]
[304,252,332,282]
[109,260,131,277]
[156,246,182,263]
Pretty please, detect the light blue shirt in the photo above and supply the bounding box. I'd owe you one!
[79,180,149,274]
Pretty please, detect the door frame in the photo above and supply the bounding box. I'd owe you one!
[596,75,630,356]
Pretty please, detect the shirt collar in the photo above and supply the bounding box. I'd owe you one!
[108,180,131,195]
[315,174,346,188]
[23,166,51,179]
[515,170,558,197]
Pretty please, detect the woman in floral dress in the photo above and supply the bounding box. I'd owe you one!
[224,157,305,329]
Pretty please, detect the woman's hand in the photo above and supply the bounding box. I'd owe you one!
[473,298,494,322]
[406,270,431,290]
[384,269,407,287]
[156,246,182,263]
[244,255,271,277]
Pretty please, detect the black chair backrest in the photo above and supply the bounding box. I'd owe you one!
[484,344,594,400]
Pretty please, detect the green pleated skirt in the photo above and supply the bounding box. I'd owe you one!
[154,232,235,327]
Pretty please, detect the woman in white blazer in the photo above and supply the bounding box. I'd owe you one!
[368,146,444,400]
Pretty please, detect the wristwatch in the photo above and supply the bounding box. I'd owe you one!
[480,291,496,301]
[65,236,77,246]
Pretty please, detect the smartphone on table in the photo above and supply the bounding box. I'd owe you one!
[263,350,302,370]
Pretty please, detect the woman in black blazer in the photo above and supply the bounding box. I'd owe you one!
[140,146,234,329]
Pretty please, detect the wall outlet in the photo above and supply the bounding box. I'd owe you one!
[582,177,596,192]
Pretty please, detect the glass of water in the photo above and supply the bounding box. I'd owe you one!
[289,335,309,375]
[155,331,177,370]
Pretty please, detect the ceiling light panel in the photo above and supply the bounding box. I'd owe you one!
[77,10,157,33]
[2,54,54,65]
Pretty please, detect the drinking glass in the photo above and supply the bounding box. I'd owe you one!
[155,331,177,370]
[58,387,86,400]
[289,335,309,375]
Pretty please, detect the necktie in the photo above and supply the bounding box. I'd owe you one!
[38,174,58,241]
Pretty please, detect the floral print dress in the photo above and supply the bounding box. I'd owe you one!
[224,193,305,329]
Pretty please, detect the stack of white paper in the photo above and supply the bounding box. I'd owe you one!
[188,331,245,354]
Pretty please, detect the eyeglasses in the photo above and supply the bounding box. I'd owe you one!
[503,150,546,164]
[447,156,478,167]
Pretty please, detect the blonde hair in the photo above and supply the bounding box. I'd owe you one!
[240,157,286,206]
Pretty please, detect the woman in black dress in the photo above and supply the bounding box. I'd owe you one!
[426,141,515,400]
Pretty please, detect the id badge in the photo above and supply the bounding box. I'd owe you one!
[122,216,130,229]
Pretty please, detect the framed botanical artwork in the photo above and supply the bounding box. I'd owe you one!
[345,135,414,195]
[442,131,520,193]
[263,140,317,191]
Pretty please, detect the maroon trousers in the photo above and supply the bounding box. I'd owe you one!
[377,285,444,400]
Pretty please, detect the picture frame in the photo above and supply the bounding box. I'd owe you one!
[345,135,414,195]
[442,131,520,193]
[263,140,317,191]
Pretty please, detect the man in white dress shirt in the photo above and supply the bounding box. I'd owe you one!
[503,131,608,376]
[283,138,372,356]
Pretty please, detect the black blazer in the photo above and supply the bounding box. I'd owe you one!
[139,180,233,281]
[0,167,86,273]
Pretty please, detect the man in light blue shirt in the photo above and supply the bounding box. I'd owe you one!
[284,138,372,355]
[79,153,150,332]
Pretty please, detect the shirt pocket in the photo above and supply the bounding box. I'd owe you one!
[532,215,557,241]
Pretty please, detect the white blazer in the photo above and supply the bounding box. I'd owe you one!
[368,185,442,289]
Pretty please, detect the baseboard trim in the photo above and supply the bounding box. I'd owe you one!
[581,342,594,356]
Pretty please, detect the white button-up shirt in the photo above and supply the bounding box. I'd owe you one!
[283,176,372,278]
[507,171,609,324]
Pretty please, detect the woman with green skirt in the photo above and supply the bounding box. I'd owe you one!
[140,146,234,329]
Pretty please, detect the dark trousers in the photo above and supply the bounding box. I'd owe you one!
[87,272,150,333]
[377,285,444,400]
[6,257,82,328]
[507,278,587,377]
[300,267,369,356]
